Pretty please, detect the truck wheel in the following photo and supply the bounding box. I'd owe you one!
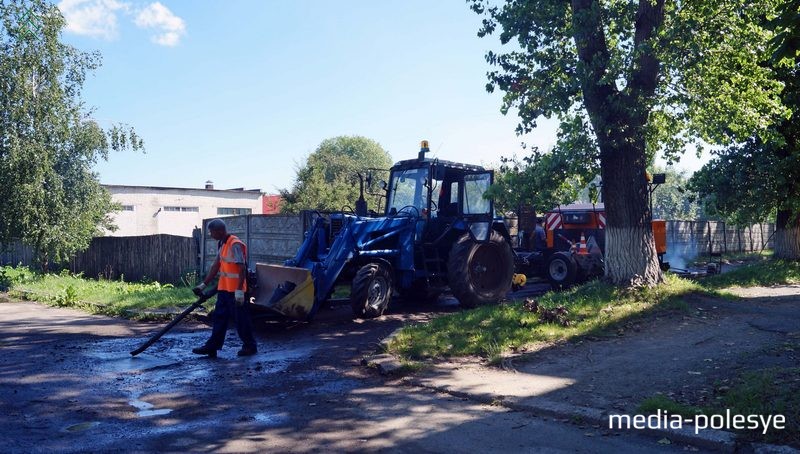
[350,263,393,318]
[448,231,514,308]
[547,252,577,289]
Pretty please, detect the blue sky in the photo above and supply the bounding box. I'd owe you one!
[58,0,706,194]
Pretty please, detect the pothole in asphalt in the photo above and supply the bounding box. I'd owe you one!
[63,421,100,432]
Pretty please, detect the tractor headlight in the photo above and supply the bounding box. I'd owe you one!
[469,222,490,242]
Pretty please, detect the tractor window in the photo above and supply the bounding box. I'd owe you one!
[387,167,429,215]
[463,173,492,215]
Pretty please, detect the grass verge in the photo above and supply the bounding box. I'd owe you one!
[639,394,704,419]
[388,259,800,361]
[700,259,800,290]
[1,266,196,319]
[639,367,800,447]
[388,274,702,360]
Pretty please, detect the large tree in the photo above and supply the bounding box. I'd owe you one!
[469,0,784,285]
[280,136,392,213]
[0,0,143,270]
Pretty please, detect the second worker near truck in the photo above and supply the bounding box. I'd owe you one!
[192,218,258,358]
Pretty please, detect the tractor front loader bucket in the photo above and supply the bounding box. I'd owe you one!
[252,263,315,320]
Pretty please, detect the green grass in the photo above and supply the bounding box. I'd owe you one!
[700,260,800,289]
[1,266,196,319]
[709,367,800,446]
[388,259,800,361]
[639,394,704,419]
[388,274,702,360]
[639,367,800,446]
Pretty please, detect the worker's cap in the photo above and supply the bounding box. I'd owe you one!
[207,218,227,232]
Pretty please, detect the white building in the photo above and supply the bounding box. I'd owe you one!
[104,182,263,237]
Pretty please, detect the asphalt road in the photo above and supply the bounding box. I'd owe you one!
[1,291,693,453]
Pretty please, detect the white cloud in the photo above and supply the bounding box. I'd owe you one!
[134,2,186,47]
[58,0,129,40]
[58,0,186,46]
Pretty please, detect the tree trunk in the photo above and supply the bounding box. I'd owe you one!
[600,145,663,287]
[774,209,800,260]
[570,0,666,287]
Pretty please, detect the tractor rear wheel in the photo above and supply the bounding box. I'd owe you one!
[447,231,514,308]
[546,251,578,289]
[350,263,393,318]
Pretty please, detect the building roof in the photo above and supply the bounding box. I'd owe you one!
[103,184,262,194]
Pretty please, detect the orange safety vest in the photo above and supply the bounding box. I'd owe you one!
[218,235,247,292]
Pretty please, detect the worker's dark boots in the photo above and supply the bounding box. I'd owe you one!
[192,345,217,358]
[237,346,257,357]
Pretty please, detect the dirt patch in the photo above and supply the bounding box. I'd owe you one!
[726,284,800,299]
[517,290,799,410]
[409,285,800,436]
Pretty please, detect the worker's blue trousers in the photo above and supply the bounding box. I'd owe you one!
[206,291,257,351]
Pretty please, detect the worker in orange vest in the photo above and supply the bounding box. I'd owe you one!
[192,219,257,357]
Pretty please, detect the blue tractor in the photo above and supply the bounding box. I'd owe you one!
[251,141,515,320]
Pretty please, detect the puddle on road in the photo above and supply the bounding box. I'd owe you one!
[87,332,317,372]
[89,353,179,374]
[129,393,173,417]
[64,421,100,432]
[252,412,290,427]
[84,332,319,414]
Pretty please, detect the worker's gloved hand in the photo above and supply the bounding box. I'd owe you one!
[235,289,245,306]
[192,282,206,296]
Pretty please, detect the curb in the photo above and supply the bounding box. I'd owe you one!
[361,354,405,375]
[377,327,403,353]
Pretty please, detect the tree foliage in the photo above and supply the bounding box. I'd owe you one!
[488,140,598,215]
[0,0,143,270]
[471,0,784,158]
[469,0,785,285]
[649,166,699,221]
[280,136,392,213]
[688,139,784,226]
[771,0,800,61]
[689,6,800,259]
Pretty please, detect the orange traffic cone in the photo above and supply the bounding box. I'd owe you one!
[578,233,588,255]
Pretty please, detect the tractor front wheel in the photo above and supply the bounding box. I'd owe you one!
[350,263,393,318]
[448,231,514,308]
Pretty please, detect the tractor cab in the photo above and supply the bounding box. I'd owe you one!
[384,141,499,244]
